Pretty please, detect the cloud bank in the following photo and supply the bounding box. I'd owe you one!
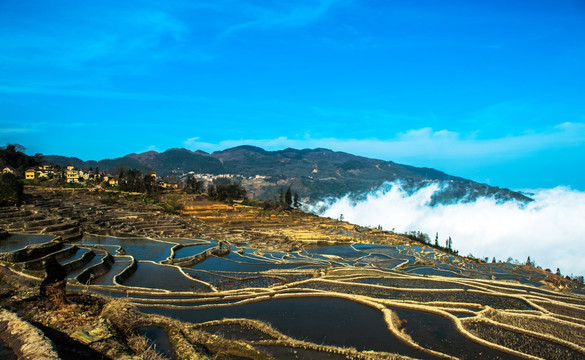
[309,182,585,276]
[184,122,585,162]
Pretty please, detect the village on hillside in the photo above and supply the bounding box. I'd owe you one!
[13,163,265,191]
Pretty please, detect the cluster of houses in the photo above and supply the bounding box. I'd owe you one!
[14,164,265,191]
[21,165,121,186]
[185,172,266,182]
[3,165,60,180]
[19,164,182,189]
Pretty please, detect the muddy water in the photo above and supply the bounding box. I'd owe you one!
[0,234,54,253]
[139,296,439,359]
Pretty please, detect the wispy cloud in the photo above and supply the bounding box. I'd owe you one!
[221,0,347,36]
[0,4,198,80]
[0,120,100,139]
[0,85,222,103]
[129,10,189,43]
[0,122,45,147]
[0,127,39,135]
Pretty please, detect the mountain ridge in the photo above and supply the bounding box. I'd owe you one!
[43,146,531,203]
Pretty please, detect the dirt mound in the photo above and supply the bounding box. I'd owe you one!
[0,309,60,360]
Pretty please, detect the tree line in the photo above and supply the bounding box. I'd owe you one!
[263,186,300,210]
[0,144,40,206]
[116,167,160,197]
[403,231,458,255]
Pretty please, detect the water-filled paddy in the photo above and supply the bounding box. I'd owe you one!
[356,277,471,290]
[255,345,348,360]
[190,255,317,272]
[354,253,395,265]
[181,271,285,290]
[352,243,389,251]
[298,281,535,310]
[369,258,408,270]
[197,323,275,341]
[234,247,278,261]
[58,247,91,264]
[482,263,517,274]
[138,327,177,360]
[66,252,107,279]
[173,243,216,259]
[182,269,242,284]
[517,278,544,287]
[122,262,211,292]
[213,276,285,290]
[392,307,519,359]
[222,252,275,264]
[464,321,584,360]
[353,244,417,265]
[79,235,174,262]
[406,266,465,277]
[3,230,579,360]
[0,234,54,253]
[91,260,132,286]
[305,245,366,259]
[139,296,436,359]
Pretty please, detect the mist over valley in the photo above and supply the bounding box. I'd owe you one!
[310,181,585,277]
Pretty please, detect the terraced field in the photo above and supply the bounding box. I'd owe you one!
[0,187,584,359]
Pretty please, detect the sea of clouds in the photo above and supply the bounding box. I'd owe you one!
[308,182,585,277]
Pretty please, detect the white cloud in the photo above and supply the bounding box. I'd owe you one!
[309,182,585,276]
[182,122,585,161]
[183,136,312,153]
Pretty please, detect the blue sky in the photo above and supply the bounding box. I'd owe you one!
[1,0,585,190]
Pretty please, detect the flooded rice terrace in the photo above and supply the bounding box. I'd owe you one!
[2,232,585,359]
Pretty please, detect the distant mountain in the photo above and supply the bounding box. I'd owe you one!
[44,146,531,203]
[127,148,225,174]
[44,149,225,175]
[42,155,142,173]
